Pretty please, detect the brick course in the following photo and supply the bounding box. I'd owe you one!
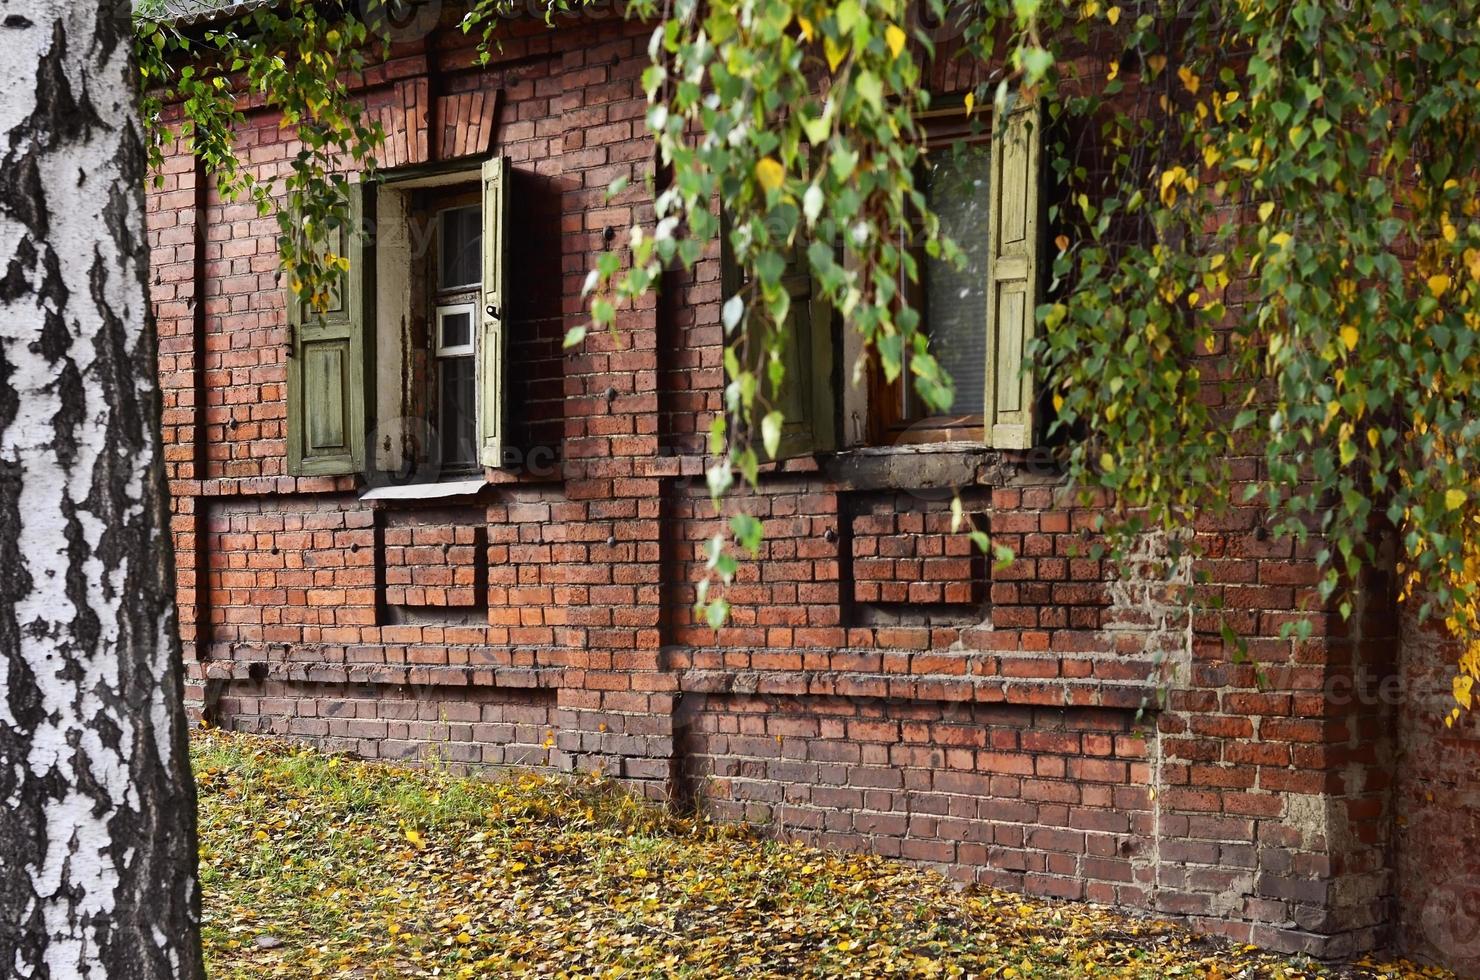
[146,8,1457,971]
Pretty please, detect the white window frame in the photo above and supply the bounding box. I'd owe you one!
[435,301,477,358]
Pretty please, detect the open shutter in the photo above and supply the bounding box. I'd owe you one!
[721,223,836,458]
[478,156,509,468]
[983,96,1042,450]
[286,183,372,476]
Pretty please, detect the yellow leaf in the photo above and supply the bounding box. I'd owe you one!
[1428,273,1451,298]
[885,24,906,58]
[798,15,814,41]
[755,157,785,193]
[1054,234,1070,252]
[405,829,424,847]
[1177,65,1200,94]
[1052,392,1065,413]
[1147,54,1166,75]
[1107,5,1121,24]
[1340,325,1358,351]
[1159,167,1185,207]
[1444,220,1458,244]
[1367,427,1380,449]
[1270,231,1292,249]
[824,34,847,71]
[456,932,471,945]
[1106,60,1119,81]
[1447,488,1468,511]
[1456,674,1475,710]
[1258,201,1275,223]
[963,91,975,116]
[1202,144,1221,168]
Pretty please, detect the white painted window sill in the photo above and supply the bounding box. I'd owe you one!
[358,478,488,502]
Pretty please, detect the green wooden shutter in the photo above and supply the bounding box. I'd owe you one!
[479,156,509,468]
[286,183,372,476]
[720,223,836,458]
[983,97,1042,450]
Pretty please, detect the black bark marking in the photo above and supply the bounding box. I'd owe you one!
[0,237,39,302]
[0,151,48,239]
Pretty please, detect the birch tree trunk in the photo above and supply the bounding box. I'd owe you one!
[0,2,203,977]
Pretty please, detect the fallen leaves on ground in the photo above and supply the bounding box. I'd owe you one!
[196,730,1447,979]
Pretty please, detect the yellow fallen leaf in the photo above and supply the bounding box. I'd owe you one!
[405,829,424,847]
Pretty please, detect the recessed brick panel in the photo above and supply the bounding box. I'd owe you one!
[848,491,987,609]
[381,508,487,609]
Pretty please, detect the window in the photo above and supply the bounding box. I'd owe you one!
[868,139,993,442]
[845,97,1043,450]
[434,302,477,468]
[718,99,1043,457]
[430,201,482,471]
[286,157,510,479]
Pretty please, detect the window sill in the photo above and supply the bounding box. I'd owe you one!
[358,477,488,502]
[822,442,1064,491]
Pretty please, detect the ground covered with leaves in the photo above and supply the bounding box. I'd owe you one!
[196,730,1444,978]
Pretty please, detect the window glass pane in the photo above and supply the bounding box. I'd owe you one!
[439,206,481,290]
[923,144,991,416]
[441,309,472,350]
[438,356,477,467]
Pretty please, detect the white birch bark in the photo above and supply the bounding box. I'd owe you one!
[0,2,203,977]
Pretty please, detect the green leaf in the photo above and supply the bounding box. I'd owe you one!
[761,411,784,459]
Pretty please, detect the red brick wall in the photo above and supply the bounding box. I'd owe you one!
[1395,617,1480,974]
[146,7,1416,967]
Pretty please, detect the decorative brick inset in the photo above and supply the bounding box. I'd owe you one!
[436,90,500,160]
[382,507,487,608]
[849,491,987,609]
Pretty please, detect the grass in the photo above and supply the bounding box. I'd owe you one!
[195,729,1447,978]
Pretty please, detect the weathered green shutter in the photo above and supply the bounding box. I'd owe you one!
[720,224,836,458]
[479,156,509,468]
[286,183,372,476]
[983,97,1042,450]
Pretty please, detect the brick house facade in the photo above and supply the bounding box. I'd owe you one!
[144,2,1472,971]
